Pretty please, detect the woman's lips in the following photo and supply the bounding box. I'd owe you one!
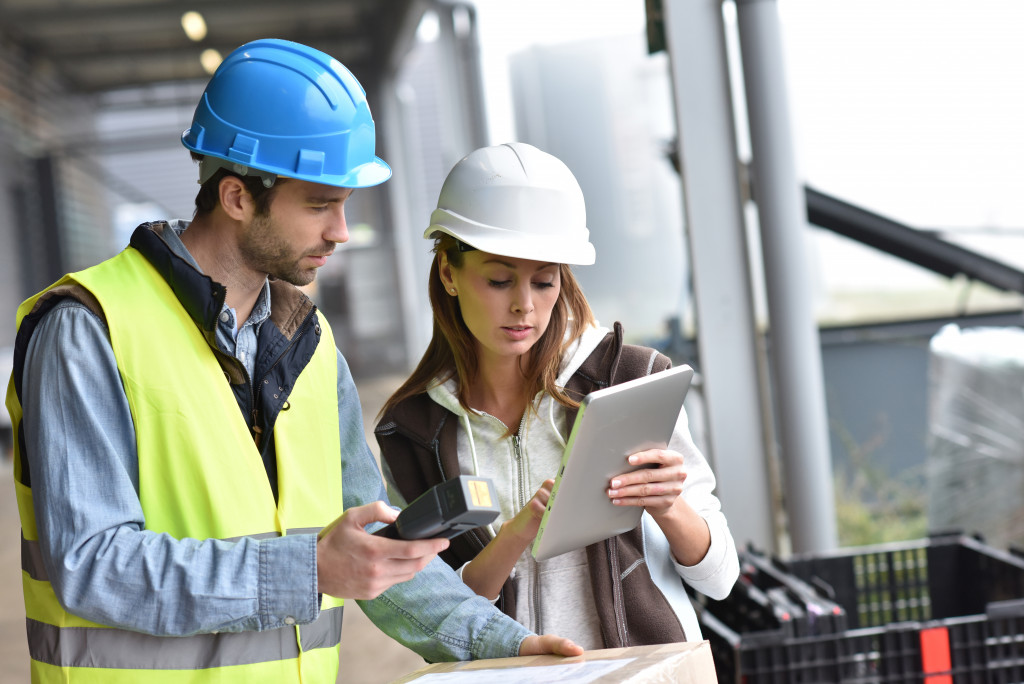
[502,325,532,341]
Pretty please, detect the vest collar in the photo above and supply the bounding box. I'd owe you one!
[130,221,226,333]
[128,221,316,341]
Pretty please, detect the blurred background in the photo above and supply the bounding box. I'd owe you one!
[2,0,1024,681]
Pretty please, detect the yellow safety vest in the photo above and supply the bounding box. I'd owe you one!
[6,246,345,683]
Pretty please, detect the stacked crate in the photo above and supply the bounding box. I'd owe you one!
[693,534,1024,682]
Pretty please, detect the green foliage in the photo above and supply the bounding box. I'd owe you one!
[832,416,928,547]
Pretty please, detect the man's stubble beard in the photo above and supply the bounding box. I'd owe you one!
[241,213,319,287]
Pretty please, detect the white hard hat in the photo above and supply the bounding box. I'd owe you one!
[424,143,596,265]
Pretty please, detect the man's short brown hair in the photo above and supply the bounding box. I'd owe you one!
[190,152,279,218]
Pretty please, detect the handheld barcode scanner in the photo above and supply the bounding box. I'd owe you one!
[374,475,500,540]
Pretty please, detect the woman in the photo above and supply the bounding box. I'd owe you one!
[375,142,738,649]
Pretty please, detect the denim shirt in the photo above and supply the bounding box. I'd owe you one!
[18,221,529,662]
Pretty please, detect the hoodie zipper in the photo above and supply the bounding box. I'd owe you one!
[511,433,527,511]
[511,413,544,636]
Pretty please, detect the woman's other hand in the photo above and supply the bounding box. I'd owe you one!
[606,448,685,516]
[607,448,712,566]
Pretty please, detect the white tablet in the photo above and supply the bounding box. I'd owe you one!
[531,364,694,561]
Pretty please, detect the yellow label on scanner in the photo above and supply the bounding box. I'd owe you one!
[468,479,492,507]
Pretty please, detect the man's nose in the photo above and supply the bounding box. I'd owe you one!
[326,208,349,244]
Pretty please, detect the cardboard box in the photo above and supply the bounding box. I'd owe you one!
[390,640,717,683]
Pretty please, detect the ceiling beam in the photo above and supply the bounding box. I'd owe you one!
[0,0,408,94]
[0,0,362,28]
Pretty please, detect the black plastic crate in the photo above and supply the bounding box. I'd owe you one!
[698,549,848,637]
[692,547,852,682]
[783,534,1024,630]
[699,534,1024,683]
[744,547,849,636]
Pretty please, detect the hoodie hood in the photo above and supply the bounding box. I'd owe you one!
[556,323,610,387]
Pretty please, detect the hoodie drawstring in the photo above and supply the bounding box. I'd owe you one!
[462,412,500,537]
[547,395,567,450]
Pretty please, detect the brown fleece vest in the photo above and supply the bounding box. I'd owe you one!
[375,322,687,647]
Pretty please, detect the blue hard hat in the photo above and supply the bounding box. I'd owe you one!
[182,38,391,188]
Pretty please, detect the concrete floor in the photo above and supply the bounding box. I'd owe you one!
[0,373,430,683]
[0,457,27,682]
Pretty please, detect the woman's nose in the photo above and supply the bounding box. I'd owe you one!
[511,287,534,314]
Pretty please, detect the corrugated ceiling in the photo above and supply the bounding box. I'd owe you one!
[0,0,417,94]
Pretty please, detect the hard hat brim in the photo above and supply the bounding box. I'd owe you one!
[338,157,392,188]
[425,219,596,266]
[182,136,392,188]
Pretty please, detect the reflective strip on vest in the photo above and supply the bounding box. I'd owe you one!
[21,535,47,582]
[26,606,344,669]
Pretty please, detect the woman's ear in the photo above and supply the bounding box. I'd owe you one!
[218,176,251,221]
[438,251,456,292]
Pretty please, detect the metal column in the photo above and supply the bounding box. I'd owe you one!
[661,0,778,551]
[382,1,491,369]
[736,0,838,553]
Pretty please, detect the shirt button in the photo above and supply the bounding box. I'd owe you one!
[284,616,296,626]
[219,311,230,323]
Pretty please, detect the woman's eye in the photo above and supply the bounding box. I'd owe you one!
[488,279,511,288]
[533,281,556,290]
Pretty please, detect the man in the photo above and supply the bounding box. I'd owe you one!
[5,39,580,682]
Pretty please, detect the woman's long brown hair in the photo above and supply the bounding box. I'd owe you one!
[379,234,596,421]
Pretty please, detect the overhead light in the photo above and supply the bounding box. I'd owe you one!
[181,11,207,42]
[417,11,439,43]
[200,49,223,75]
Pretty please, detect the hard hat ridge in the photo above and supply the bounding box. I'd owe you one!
[182,38,391,189]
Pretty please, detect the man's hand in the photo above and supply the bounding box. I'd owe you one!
[316,501,449,599]
[519,634,584,657]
